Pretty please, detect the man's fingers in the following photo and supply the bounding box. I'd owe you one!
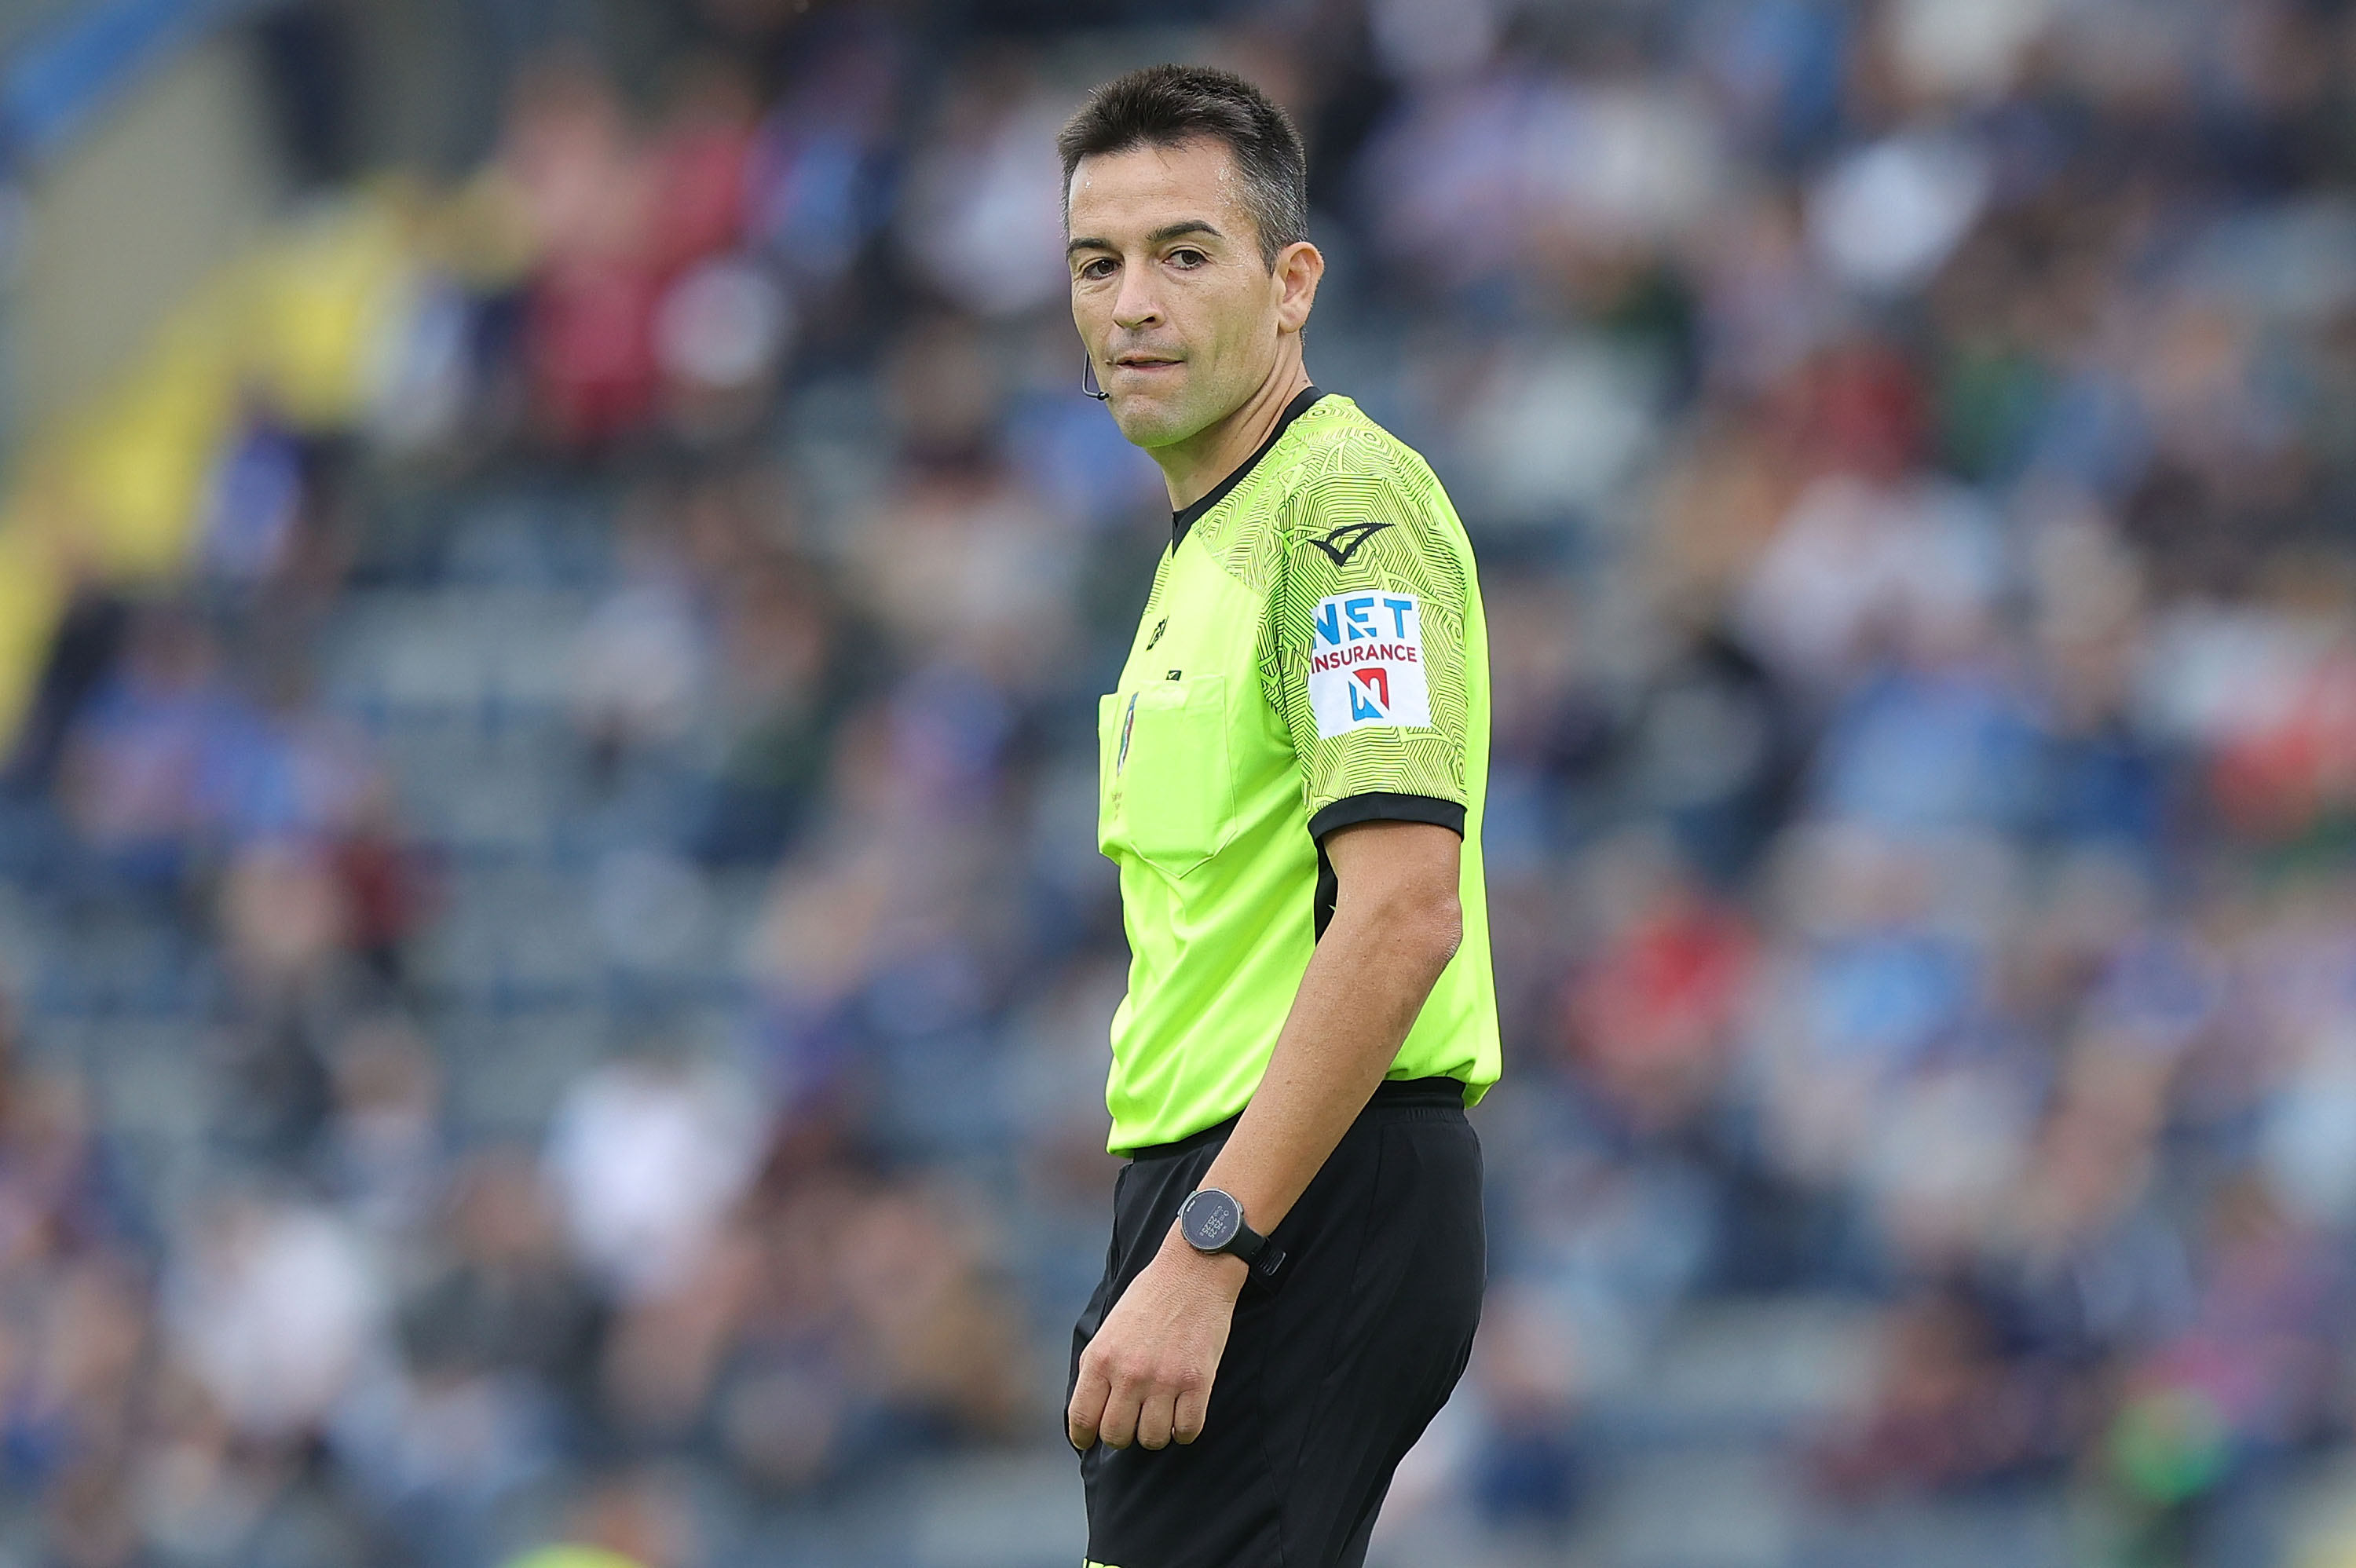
[1067,1358,1111,1451]
[1136,1390,1176,1450]
[1173,1382,1211,1445]
[1072,1251,1239,1453]
[1098,1373,1143,1449]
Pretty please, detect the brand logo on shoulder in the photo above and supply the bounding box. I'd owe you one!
[1308,593,1431,737]
[1308,521,1392,566]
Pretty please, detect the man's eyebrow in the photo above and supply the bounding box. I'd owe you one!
[1064,220,1226,258]
[1147,220,1223,246]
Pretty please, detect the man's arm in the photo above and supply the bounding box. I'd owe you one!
[1066,818,1463,1453]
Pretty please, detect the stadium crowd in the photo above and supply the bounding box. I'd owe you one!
[7,0,2356,1563]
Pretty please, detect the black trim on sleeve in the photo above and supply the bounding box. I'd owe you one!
[1172,386,1326,550]
[1308,791,1467,843]
[1308,792,1468,941]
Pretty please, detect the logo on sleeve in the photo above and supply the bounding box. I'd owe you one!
[1307,521,1392,566]
[1308,593,1431,737]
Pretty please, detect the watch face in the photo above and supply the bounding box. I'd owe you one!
[1181,1189,1241,1251]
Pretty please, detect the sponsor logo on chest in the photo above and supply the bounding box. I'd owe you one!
[1308,593,1432,736]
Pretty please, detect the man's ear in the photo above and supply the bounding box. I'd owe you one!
[1275,240,1324,335]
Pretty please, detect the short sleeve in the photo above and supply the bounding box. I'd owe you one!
[1264,459,1472,841]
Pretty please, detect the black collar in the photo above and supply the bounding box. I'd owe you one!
[1171,386,1326,550]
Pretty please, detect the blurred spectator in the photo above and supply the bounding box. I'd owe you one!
[544,1051,763,1303]
[893,57,1066,318]
[166,1192,382,1443]
[57,606,238,891]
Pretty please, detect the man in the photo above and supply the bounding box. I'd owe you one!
[1059,66,1498,1568]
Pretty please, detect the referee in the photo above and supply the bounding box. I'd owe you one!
[1059,67,1498,1568]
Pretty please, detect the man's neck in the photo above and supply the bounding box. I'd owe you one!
[1156,356,1315,513]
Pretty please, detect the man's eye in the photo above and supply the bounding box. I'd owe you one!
[1169,249,1205,269]
[1078,258,1116,280]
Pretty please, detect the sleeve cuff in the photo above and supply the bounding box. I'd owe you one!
[1307,791,1466,842]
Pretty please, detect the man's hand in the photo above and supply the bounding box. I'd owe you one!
[1068,1230,1248,1451]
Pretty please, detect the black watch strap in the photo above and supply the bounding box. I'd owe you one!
[1225,1222,1283,1277]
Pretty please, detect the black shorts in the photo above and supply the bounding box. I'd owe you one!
[1069,1078,1486,1568]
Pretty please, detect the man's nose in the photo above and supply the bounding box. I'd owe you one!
[1112,266,1164,331]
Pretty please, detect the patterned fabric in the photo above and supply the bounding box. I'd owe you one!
[1143,399,1476,820]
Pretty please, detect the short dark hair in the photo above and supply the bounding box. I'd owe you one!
[1057,65,1307,272]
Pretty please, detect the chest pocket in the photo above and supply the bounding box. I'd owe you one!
[1098,674,1233,879]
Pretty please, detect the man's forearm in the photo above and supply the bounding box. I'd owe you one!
[1186,828,1463,1242]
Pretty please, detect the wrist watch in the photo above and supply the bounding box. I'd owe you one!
[1178,1187,1285,1278]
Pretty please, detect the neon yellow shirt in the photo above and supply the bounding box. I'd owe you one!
[1097,389,1498,1152]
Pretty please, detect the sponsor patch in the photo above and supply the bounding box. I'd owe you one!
[1308,593,1430,737]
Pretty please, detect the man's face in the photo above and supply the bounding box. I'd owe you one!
[1066,137,1290,451]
